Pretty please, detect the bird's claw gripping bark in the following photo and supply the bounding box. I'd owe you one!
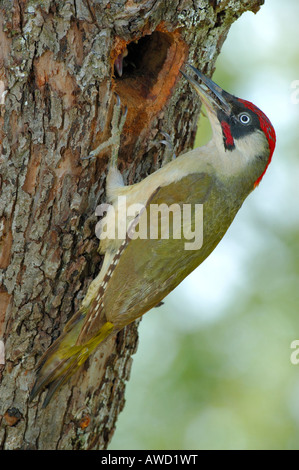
[82,94,127,165]
[158,131,176,166]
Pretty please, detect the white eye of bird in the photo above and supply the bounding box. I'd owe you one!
[238,113,251,125]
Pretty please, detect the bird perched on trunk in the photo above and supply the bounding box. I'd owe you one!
[30,64,276,407]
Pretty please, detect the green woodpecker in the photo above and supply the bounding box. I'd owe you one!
[30,64,276,406]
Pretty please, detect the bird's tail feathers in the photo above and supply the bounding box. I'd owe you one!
[30,311,114,407]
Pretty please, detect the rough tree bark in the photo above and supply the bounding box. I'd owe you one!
[0,0,264,450]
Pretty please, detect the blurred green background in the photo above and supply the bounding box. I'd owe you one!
[110,0,299,450]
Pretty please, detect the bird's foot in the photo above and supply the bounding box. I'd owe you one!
[161,131,176,165]
[82,95,127,167]
[153,131,176,167]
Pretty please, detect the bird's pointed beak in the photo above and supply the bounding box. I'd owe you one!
[114,53,124,77]
[181,64,231,116]
[114,48,129,77]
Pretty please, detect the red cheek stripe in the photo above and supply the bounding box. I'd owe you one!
[221,120,235,150]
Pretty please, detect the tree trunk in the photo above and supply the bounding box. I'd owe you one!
[0,0,263,450]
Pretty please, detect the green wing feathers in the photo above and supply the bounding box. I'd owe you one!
[30,172,213,406]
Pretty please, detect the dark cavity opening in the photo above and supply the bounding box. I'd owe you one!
[115,32,173,86]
